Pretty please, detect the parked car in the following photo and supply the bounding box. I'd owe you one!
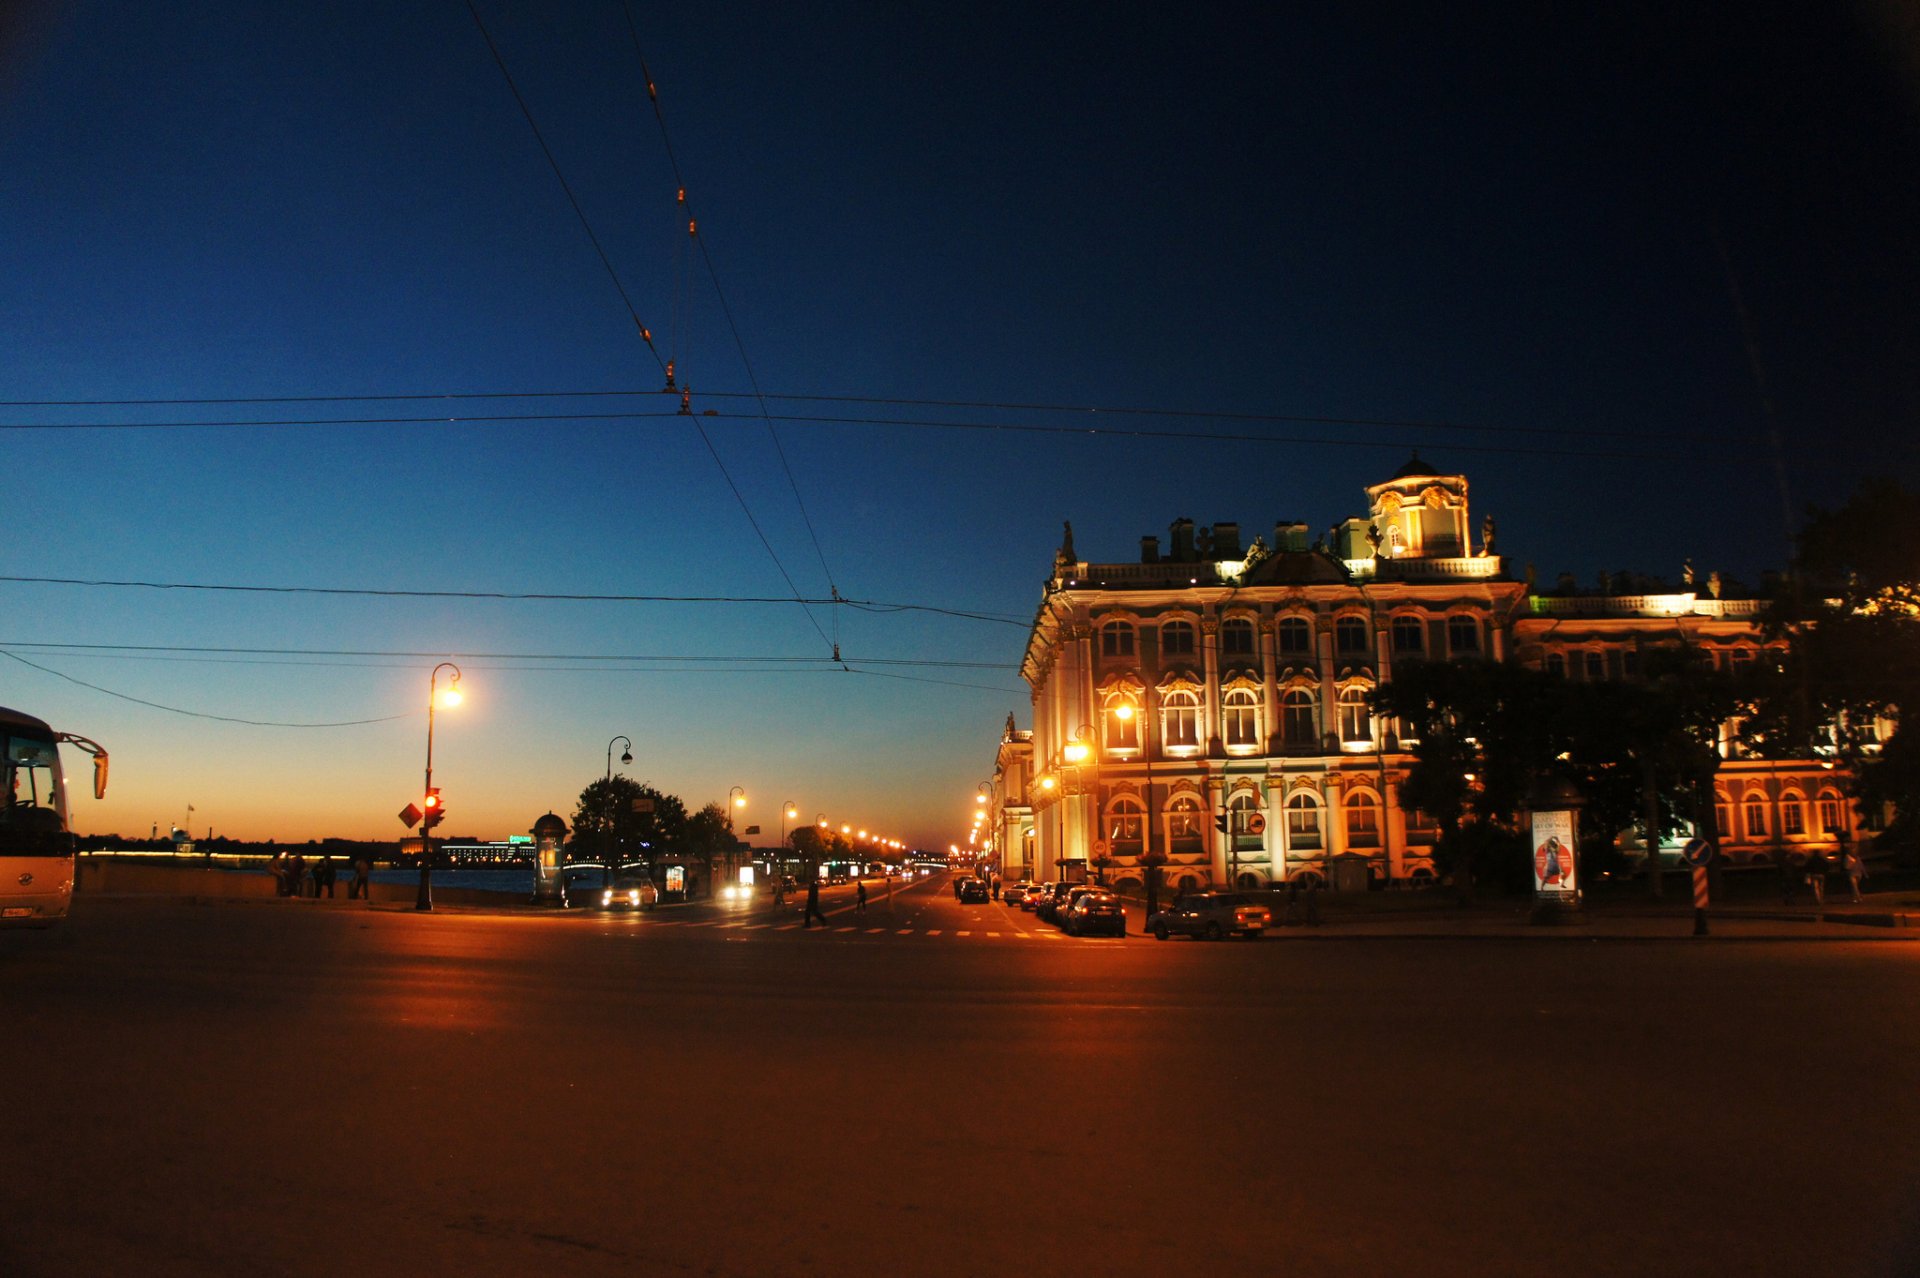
[1063,887,1126,937]
[1002,882,1032,907]
[1147,892,1269,940]
[1017,883,1043,911]
[600,877,659,911]
[1053,884,1102,926]
[958,877,990,903]
[1033,882,1069,922]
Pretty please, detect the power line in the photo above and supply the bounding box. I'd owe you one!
[0,649,413,728]
[0,640,1018,668]
[0,575,1030,626]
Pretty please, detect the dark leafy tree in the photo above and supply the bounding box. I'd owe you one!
[570,778,686,874]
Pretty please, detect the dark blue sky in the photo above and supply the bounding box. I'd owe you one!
[4,1,1915,845]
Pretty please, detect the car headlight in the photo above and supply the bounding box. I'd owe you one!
[629,890,640,904]
[601,890,612,905]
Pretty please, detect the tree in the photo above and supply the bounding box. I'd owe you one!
[682,802,732,895]
[570,777,686,877]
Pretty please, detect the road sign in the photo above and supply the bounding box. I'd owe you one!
[1682,837,1713,867]
[633,798,655,813]
[1248,813,1267,835]
[399,803,422,829]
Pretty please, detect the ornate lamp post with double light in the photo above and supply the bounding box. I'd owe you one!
[417,662,463,912]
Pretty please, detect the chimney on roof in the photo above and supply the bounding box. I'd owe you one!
[1211,522,1241,558]
[1140,536,1160,563]
[1275,521,1309,553]
[1170,518,1195,562]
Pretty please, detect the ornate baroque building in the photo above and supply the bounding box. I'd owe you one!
[989,457,1871,891]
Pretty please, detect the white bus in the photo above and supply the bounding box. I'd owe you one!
[1,705,107,928]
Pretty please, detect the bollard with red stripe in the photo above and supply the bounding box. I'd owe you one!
[1683,837,1713,936]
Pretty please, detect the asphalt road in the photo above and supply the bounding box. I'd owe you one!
[5,873,1919,1277]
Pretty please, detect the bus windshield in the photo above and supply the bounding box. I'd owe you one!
[2,729,70,856]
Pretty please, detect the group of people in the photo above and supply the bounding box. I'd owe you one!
[1782,844,1869,906]
[267,851,372,900]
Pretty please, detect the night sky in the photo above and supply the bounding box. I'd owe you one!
[4,2,1916,847]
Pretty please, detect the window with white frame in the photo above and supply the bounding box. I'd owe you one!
[1743,794,1767,840]
[1222,688,1259,748]
[1714,792,1732,840]
[1221,617,1255,657]
[1104,700,1139,751]
[1277,616,1313,657]
[1166,795,1204,855]
[1099,620,1135,658]
[1228,791,1263,849]
[1285,792,1322,849]
[1282,688,1318,747]
[1338,687,1373,743]
[1345,790,1381,847]
[1107,795,1144,857]
[1162,690,1199,749]
[1817,790,1843,834]
[1781,791,1805,836]
[1161,620,1196,656]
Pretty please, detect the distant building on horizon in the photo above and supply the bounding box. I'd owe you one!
[985,456,1879,891]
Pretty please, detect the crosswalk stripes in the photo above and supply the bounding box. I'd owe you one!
[896,928,912,934]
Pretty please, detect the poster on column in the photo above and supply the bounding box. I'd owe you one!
[1530,809,1576,896]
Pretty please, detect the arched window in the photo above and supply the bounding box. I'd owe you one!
[1277,616,1313,657]
[1730,648,1755,674]
[1584,651,1605,681]
[1228,791,1263,849]
[1104,699,1139,751]
[1817,789,1843,834]
[1345,790,1381,848]
[1391,615,1424,655]
[1099,620,1134,658]
[1545,651,1566,677]
[1162,690,1199,749]
[1166,795,1204,856]
[1282,689,1317,747]
[1106,795,1144,858]
[1285,793,1322,849]
[1220,617,1255,657]
[1161,620,1196,656]
[1714,791,1732,841]
[1780,790,1805,836]
[1222,688,1259,748]
[1335,616,1370,656]
[1338,687,1373,743]
[1447,615,1480,654]
[1743,794,1768,840]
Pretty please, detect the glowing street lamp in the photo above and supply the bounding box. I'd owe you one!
[418,662,463,912]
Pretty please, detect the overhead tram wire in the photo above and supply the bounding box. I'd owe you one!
[462,1,837,659]
[0,387,1734,446]
[620,4,843,621]
[2,640,1017,670]
[0,405,1755,464]
[0,650,413,728]
[0,575,1031,625]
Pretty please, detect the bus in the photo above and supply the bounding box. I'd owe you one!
[1,705,108,928]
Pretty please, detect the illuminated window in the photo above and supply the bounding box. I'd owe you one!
[1162,690,1199,748]
[1447,615,1480,654]
[1714,791,1732,840]
[1817,790,1843,834]
[1228,791,1263,849]
[1107,796,1144,857]
[1285,793,1322,849]
[1222,688,1259,747]
[1161,621,1196,656]
[1780,791,1805,836]
[1391,615,1424,655]
[1277,616,1313,657]
[1743,795,1767,840]
[1338,687,1372,743]
[1282,689,1318,747]
[1099,620,1134,658]
[1166,795,1204,855]
[1105,702,1139,751]
[1335,616,1369,656]
[1345,791,1381,848]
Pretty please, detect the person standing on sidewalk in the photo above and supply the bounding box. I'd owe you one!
[1844,840,1866,903]
[803,875,827,929]
[1806,848,1829,907]
[855,879,867,914]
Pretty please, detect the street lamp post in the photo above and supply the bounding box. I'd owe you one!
[1064,724,1096,882]
[418,662,463,912]
[606,736,633,781]
[1115,696,1163,919]
[780,801,797,881]
[603,736,633,884]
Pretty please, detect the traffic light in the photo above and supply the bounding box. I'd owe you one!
[423,787,445,829]
[1214,813,1231,835]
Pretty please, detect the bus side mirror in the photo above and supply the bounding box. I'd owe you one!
[93,752,109,799]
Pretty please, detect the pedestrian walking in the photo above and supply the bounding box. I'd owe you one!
[316,855,337,898]
[991,877,1001,902]
[288,851,307,898]
[1844,841,1866,903]
[803,876,827,928]
[855,880,867,913]
[269,850,291,897]
[349,855,371,900]
[1806,849,1828,907]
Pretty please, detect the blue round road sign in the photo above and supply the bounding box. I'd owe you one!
[1682,838,1713,867]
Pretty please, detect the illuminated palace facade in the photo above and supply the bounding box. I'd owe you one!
[985,457,1871,891]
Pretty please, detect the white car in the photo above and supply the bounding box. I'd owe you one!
[601,877,658,910]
